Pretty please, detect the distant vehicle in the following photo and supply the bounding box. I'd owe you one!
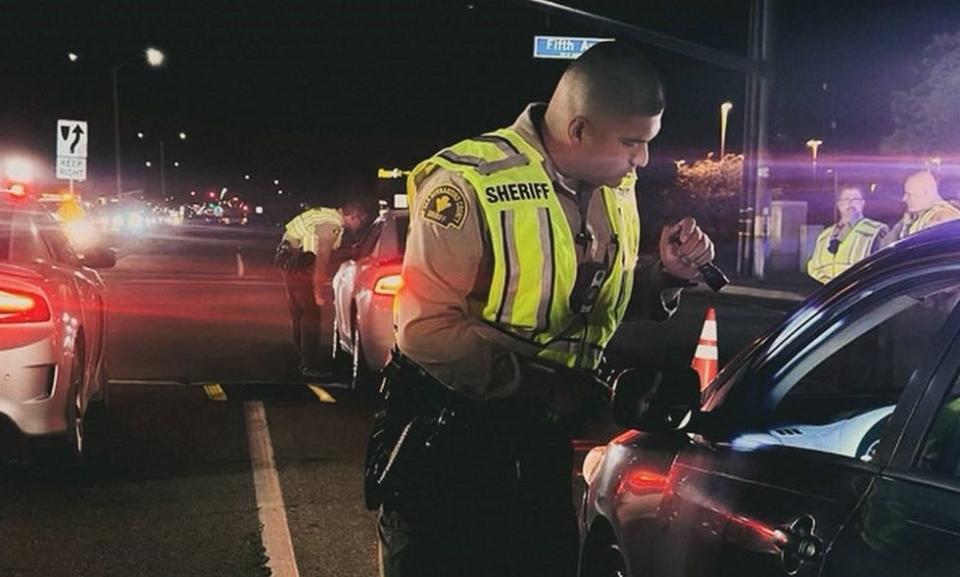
[0,189,115,462]
[579,221,960,577]
[332,209,407,387]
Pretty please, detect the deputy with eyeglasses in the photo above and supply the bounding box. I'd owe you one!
[807,184,888,284]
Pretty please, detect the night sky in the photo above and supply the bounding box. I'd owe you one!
[3,0,960,209]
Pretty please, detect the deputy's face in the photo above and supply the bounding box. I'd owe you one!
[836,188,864,223]
[575,112,662,187]
[343,213,365,234]
[902,179,925,213]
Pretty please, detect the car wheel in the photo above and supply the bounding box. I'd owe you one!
[44,343,87,466]
[582,530,629,577]
[595,542,627,577]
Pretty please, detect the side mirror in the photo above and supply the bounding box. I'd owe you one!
[611,367,701,433]
[80,247,117,269]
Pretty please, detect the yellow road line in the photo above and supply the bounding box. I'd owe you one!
[203,383,227,401]
[308,385,336,404]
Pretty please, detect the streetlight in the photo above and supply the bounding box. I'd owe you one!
[244,174,251,181]
[145,47,166,67]
[805,138,823,178]
[113,47,166,196]
[137,129,186,199]
[273,179,280,186]
[720,101,734,160]
[67,52,79,63]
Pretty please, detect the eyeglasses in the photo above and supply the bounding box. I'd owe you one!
[837,197,864,204]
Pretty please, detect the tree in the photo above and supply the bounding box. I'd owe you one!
[883,28,960,154]
[670,154,743,242]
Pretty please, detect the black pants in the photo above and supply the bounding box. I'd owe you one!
[283,271,330,371]
[376,370,579,577]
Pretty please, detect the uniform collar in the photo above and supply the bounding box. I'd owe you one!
[510,103,581,195]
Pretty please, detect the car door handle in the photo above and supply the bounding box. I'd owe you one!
[776,515,824,576]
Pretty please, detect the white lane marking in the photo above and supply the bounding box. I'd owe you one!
[237,251,246,278]
[245,401,301,577]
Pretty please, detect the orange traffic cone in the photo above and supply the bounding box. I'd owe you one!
[692,307,719,391]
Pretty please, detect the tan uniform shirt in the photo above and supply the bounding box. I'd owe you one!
[397,104,679,400]
[282,208,343,254]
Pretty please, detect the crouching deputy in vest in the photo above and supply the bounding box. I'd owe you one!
[807,184,887,284]
[366,42,715,577]
[277,200,370,379]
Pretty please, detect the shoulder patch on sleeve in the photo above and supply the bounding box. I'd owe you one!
[421,184,468,230]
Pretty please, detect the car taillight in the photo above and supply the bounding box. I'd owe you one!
[373,274,403,296]
[0,288,51,323]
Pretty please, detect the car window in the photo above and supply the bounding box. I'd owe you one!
[917,371,960,479]
[3,205,54,263]
[34,212,79,265]
[374,214,408,260]
[356,220,385,259]
[0,208,12,261]
[724,281,960,462]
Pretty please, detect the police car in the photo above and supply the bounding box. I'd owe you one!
[0,187,115,462]
[580,221,960,577]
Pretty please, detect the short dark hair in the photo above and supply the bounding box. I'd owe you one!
[836,184,865,199]
[341,199,373,222]
[565,41,665,117]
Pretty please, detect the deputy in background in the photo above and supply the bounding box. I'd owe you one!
[888,171,960,244]
[807,184,887,284]
[277,200,371,378]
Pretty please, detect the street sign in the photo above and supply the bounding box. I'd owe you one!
[533,36,613,59]
[56,156,87,181]
[56,119,88,158]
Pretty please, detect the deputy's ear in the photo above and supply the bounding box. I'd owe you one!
[568,116,588,146]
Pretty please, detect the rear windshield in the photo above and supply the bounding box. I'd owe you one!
[395,215,409,252]
[0,209,13,261]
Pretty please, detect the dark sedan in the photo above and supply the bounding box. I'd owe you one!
[580,221,960,577]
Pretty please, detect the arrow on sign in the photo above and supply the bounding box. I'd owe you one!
[70,125,85,154]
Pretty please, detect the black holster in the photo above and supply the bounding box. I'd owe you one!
[363,352,467,511]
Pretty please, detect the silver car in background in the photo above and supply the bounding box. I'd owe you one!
[332,209,407,387]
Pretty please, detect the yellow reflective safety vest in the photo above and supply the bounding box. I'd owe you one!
[807,218,887,284]
[282,207,343,254]
[407,128,640,369]
[905,201,960,237]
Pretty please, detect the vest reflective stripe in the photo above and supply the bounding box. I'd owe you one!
[907,202,960,236]
[807,219,885,283]
[407,128,640,368]
[283,208,342,253]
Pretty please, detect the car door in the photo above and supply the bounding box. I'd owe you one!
[650,273,960,577]
[822,303,960,577]
[36,212,105,380]
[333,218,383,348]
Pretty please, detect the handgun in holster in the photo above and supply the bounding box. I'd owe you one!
[363,351,461,510]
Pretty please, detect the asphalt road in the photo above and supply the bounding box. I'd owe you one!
[0,224,792,577]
